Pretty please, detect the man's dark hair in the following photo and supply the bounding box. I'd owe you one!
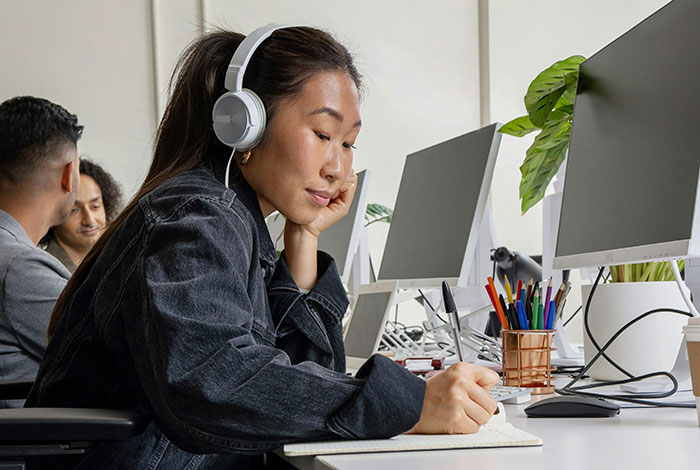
[79,158,123,223]
[0,96,83,184]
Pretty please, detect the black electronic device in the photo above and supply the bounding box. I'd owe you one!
[524,395,620,418]
[491,246,542,291]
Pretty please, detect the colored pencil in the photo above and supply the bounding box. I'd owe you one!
[532,286,539,328]
[553,282,566,309]
[526,278,533,302]
[504,274,514,305]
[484,284,507,328]
[516,279,523,302]
[543,278,553,328]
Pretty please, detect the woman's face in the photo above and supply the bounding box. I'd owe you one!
[54,174,106,253]
[240,71,361,225]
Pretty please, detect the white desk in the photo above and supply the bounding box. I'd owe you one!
[284,397,700,470]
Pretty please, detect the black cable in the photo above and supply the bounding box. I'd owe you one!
[418,289,447,324]
[562,305,582,327]
[557,266,695,408]
[560,270,610,328]
[554,365,585,375]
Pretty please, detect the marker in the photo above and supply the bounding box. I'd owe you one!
[516,300,529,330]
[442,281,464,362]
[546,300,556,330]
[499,294,511,329]
[509,303,520,329]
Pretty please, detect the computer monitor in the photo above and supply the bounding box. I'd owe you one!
[553,0,700,270]
[265,169,370,285]
[377,124,501,288]
[344,281,399,370]
[552,0,700,383]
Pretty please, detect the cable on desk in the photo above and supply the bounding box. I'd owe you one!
[556,266,695,408]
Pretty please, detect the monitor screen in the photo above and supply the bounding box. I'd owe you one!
[554,0,700,269]
[378,124,500,286]
[344,290,393,360]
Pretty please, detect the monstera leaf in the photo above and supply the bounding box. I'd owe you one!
[500,55,586,214]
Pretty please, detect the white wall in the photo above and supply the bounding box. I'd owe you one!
[202,0,482,269]
[0,0,677,340]
[489,0,672,341]
[0,0,157,196]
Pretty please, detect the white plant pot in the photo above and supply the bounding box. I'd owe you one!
[581,281,690,381]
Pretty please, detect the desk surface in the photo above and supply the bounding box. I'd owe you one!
[285,397,700,470]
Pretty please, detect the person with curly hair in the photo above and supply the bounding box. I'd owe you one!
[43,158,123,273]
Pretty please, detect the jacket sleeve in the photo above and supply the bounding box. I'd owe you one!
[267,250,350,372]
[4,250,69,361]
[126,199,425,455]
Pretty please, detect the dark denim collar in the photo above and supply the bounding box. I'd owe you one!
[226,167,277,267]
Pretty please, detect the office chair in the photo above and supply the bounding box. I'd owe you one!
[0,380,148,470]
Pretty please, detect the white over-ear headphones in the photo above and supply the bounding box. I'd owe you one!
[212,24,291,151]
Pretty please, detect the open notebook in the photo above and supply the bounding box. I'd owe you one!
[284,403,542,457]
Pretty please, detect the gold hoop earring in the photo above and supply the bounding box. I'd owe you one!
[240,149,253,166]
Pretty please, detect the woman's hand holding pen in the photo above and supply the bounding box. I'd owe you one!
[405,363,499,435]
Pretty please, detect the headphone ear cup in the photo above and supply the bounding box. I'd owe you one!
[212,89,266,150]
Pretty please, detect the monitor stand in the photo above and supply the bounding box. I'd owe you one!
[417,205,498,362]
[542,181,584,366]
[347,227,372,301]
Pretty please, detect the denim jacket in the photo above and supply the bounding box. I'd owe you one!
[26,167,425,469]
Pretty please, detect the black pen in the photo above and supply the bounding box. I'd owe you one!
[442,281,464,362]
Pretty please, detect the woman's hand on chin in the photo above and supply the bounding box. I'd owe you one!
[299,171,358,239]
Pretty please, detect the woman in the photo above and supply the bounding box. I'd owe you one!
[27,26,498,469]
[42,158,122,273]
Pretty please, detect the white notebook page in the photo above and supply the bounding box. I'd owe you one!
[284,404,542,457]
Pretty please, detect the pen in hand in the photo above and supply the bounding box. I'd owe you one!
[442,281,464,362]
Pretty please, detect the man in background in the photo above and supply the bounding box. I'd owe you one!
[42,158,123,274]
[0,96,82,406]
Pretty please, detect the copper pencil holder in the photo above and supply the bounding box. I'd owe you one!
[501,329,555,394]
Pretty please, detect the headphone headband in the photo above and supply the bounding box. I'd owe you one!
[224,24,291,92]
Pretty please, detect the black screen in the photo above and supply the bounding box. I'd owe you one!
[556,0,700,262]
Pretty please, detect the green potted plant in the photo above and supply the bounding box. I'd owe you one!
[499,55,585,215]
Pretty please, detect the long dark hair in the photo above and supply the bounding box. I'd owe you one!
[48,26,361,337]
